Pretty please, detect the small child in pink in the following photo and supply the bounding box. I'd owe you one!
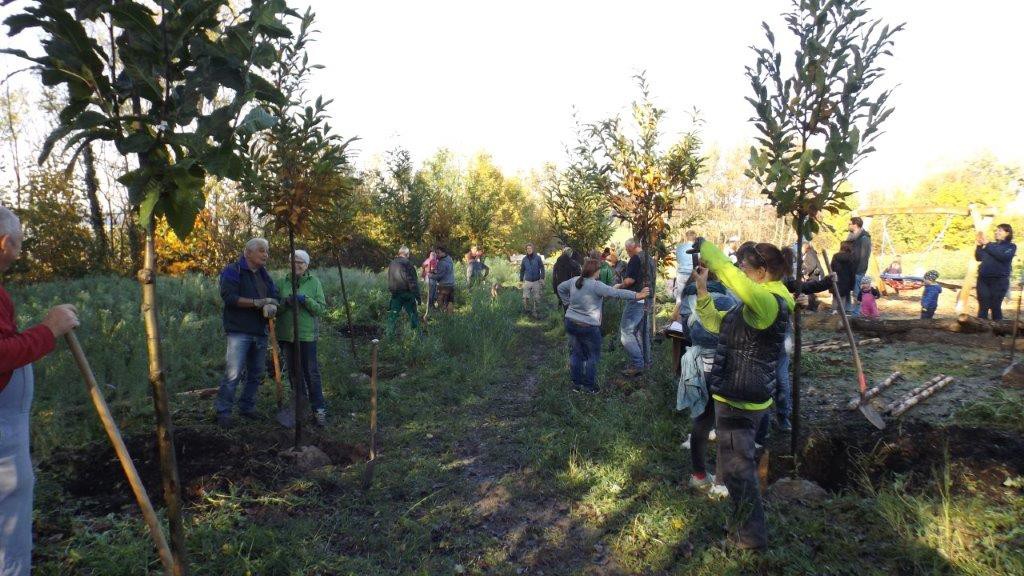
[857,276,881,318]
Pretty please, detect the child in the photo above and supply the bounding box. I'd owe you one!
[857,276,881,318]
[921,270,942,319]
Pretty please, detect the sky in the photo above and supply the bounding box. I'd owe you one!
[2,0,1022,197]
[286,0,1024,194]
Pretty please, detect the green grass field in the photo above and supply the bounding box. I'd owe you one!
[8,261,1024,575]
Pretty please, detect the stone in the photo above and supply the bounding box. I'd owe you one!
[281,445,332,472]
[1001,362,1024,389]
[767,478,828,505]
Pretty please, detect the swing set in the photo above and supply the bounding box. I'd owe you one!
[855,204,997,311]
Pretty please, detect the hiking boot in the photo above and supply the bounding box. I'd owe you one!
[688,473,715,490]
[314,408,327,427]
[621,366,643,377]
[216,413,233,429]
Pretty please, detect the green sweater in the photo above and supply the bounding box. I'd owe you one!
[599,261,615,286]
[276,272,327,342]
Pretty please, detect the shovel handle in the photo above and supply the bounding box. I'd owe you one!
[65,332,175,576]
[821,251,868,394]
[268,319,284,406]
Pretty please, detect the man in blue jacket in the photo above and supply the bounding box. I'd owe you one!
[431,246,456,313]
[214,238,280,428]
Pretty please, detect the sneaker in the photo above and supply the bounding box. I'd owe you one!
[314,409,327,427]
[688,473,715,489]
[216,413,232,429]
[708,484,730,499]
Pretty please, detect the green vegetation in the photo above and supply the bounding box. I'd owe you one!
[17,268,1024,575]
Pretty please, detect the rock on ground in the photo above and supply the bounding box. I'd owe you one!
[281,445,332,472]
[1002,362,1024,388]
[768,478,828,505]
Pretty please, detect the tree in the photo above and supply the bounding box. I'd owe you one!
[13,166,95,281]
[582,74,705,364]
[239,9,354,449]
[418,148,466,251]
[544,129,615,256]
[371,147,433,253]
[5,2,296,573]
[746,0,902,460]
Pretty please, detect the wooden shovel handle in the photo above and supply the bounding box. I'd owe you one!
[268,319,284,406]
[369,339,379,461]
[821,251,869,395]
[65,332,175,576]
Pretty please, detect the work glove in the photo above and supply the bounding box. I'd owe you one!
[254,297,278,308]
[263,304,278,319]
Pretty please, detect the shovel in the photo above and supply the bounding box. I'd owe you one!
[363,339,380,489]
[268,321,294,428]
[822,250,886,430]
[65,332,175,576]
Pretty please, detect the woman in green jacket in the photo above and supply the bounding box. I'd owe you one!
[277,250,329,426]
[693,238,795,551]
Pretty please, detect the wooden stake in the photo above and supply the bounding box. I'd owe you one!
[65,332,175,576]
[890,377,955,417]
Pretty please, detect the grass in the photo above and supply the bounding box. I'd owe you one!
[11,263,1024,574]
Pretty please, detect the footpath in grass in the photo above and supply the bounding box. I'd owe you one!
[29,280,1024,575]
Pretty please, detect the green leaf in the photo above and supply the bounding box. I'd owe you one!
[116,132,156,155]
[138,185,161,228]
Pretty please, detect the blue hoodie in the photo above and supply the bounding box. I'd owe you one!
[976,241,1016,278]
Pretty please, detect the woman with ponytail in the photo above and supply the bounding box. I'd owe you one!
[692,238,795,551]
[557,258,649,393]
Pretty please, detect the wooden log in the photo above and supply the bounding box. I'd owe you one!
[845,371,903,410]
[890,377,956,417]
[883,375,947,414]
[805,337,882,353]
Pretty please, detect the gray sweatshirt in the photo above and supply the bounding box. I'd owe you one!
[557,276,638,326]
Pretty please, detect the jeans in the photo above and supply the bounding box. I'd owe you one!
[850,273,865,315]
[716,403,768,549]
[215,332,268,415]
[0,366,34,575]
[280,340,325,411]
[565,319,603,391]
[387,291,420,336]
[620,299,646,369]
[977,276,1010,320]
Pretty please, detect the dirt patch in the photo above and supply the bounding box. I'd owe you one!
[771,422,1024,497]
[40,426,366,515]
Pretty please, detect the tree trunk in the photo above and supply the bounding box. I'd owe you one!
[83,144,108,268]
[139,229,188,576]
[288,227,307,449]
[334,249,358,359]
[791,217,804,471]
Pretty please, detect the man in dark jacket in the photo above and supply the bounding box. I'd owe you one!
[519,243,545,317]
[431,246,456,313]
[552,247,582,311]
[215,238,280,428]
[387,246,420,335]
[847,217,872,315]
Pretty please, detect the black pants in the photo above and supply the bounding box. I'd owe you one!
[921,307,936,319]
[690,397,716,475]
[977,276,1010,320]
[716,403,768,549]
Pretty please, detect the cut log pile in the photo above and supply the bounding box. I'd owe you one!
[842,372,957,422]
[804,337,881,353]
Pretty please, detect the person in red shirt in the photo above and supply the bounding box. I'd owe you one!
[0,206,79,574]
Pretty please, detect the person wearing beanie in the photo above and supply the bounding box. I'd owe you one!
[921,270,942,319]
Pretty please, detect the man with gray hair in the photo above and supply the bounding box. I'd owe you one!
[214,237,279,427]
[0,205,79,573]
[387,245,420,336]
[519,243,546,317]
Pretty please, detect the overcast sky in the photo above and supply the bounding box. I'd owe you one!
[2,0,1021,196]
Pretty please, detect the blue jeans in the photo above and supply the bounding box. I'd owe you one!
[565,319,603,391]
[619,299,646,369]
[281,340,325,411]
[851,273,865,315]
[215,333,268,416]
